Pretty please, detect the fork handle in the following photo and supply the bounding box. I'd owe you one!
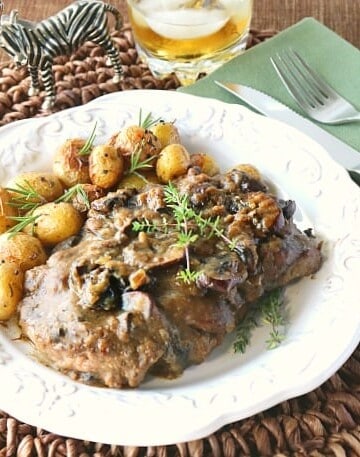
[330,112,360,125]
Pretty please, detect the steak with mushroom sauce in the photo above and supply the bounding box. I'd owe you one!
[19,167,322,388]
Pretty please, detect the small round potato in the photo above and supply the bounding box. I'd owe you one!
[232,163,262,181]
[149,121,181,150]
[0,232,47,271]
[117,171,159,191]
[108,125,161,163]
[190,153,220,176]
[53,138,91,188]
[7,171,64,207]
[156,143,191,183]
[89,144,124,189]
[0,187,18,233]
[23,202,83,246]
[0,261,24,320]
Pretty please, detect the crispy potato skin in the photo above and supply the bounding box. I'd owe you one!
[0,262,24,320]
[23,202,83,246]
[149,122,181,150]
[0,187,18,233]
[0,232,47,271]
[108,125,161,164]
[53,138,91,187]
[156,144,191,183]
[89,145,124,189]
[232,164,262,181]
[7,172,64,205]
[190,153,220,176]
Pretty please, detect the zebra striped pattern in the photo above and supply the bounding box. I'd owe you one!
[0,0,123,110]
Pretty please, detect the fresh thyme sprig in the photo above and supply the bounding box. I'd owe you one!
[132,182,239,283]
[78,122,97,156]
[7,214,40,237]
[233,311,258,354]
[163,183,200,282]
[55,183,90,209]
[261,288,286,349]
[233,288,286,353]
[6,180,46,212]
[138,109,162,130]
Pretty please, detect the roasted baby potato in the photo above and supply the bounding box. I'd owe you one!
[0,261,24,320]
[23,202,83,246]
[89,144,124,189]
[149,121,181,150]
[108,125,161,164]
[156,143,191,183]
[190,153,220,176]
[7,171,64,206]
[0,187,18,233]
[53,138,91,187]
[0,232,47,271]
[117,171,159,191]
[232,163,262,181]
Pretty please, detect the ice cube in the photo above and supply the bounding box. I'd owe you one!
[146,9,229,39]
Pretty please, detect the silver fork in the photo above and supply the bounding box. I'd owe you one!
[270,49,360,124]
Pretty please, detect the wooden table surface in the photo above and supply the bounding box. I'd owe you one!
[0,0,358,65]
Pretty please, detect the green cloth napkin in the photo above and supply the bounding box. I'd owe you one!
[178,18,360,153]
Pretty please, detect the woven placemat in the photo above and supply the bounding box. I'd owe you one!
[0,24,359,457]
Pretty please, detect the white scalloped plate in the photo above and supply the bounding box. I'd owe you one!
[0,90,359,446]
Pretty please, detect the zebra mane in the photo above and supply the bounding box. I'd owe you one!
[1,9,18,25]
[0,11,36,28]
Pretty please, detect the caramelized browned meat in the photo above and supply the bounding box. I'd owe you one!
[19,168,322,388]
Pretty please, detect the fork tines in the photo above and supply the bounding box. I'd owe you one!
[270,48,360,124]
[270,49,334,110]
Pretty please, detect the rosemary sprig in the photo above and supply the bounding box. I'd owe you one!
[6,214,40,237]
[6,180,46,212]
[126,142,154,181]
[138,109,162,130]
[55,184,90,209]
[78,122,97,156]
[233,288,286,353]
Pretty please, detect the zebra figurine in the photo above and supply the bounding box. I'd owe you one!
[0,1,123,110]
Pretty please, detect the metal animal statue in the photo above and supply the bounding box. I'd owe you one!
[0,1,123,110]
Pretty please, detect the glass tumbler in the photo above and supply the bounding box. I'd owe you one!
[126,0,253,85]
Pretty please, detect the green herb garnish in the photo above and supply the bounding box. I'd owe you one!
[55,183,90,209]
[233,288,286,353]
[138,109,162,130]
[126,142,155,183]
[78,122,97,156]
[6,180,46,212]
[132,182,235,283]
[6,214,40,237]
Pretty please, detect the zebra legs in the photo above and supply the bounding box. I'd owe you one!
[40,59,56,111]
[95,35,123,83]
[28,61,56,110]
[28,65,41,96]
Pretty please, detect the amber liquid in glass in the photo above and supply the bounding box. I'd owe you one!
[127,0,252,83]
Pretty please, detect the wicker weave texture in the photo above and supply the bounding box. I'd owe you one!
[0,26,276,126]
